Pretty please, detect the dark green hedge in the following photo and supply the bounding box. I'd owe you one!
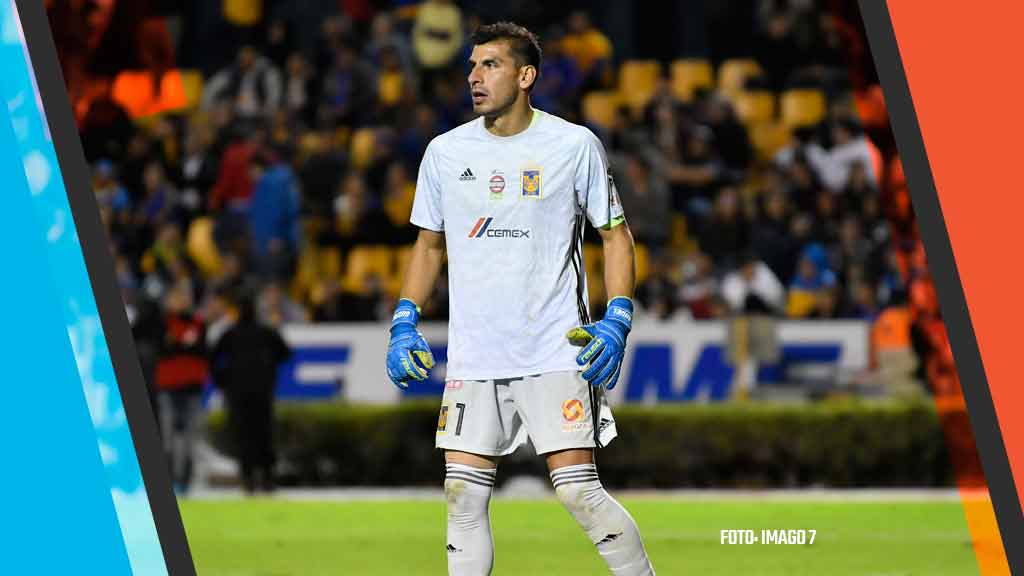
[206,401,953,488]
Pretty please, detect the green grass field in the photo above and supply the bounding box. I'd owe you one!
[181,497,979,575]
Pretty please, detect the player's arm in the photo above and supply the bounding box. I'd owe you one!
[597,220,635,301]
[386,228,444,389]
[399,228,446,305]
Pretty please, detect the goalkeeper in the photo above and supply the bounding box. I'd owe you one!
[385,22,654,576]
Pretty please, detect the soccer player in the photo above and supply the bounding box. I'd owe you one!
[385,22,655,576]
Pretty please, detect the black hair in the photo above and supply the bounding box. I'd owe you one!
[471,21,542,89]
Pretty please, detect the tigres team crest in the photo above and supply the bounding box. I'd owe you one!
[437,405,449,432]
[521,168,542,198]
[562,399,584,422]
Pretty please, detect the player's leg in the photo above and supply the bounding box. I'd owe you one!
[547,449,654,576]
[514,372,654,575]
[436,379,524,576]
[444,450,498,576]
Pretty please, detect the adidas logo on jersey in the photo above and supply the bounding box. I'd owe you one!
[458,168,475,181]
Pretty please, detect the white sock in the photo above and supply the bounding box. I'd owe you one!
[551,464,655,576]
[445,463,497,576]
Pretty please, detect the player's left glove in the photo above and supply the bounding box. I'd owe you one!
[386,298,435,389]
[566,297,633,390]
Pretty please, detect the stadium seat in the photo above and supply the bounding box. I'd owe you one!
[342,245,395,295]
[185,217,221,277]
[349,128,376,170]
[581,91,621,130]
[319,246,343,281]
[749,121,792,161]
[670,214,689,249]
[179,69,204,111]
[670,59,713,102]
[618,60,662,108]
[731,90,775,124]
[780,89,826,128]
[717,59,763,97]
[390,245,414,296]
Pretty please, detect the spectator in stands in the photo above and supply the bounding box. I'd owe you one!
[155,280,208,494]
[211,291,291,494]
[677,252,718,320]
[282,52,317,126]
[247,149,301,281]
[257,281,308,327]
[700,96,752,173]
[668,125,725,218]
[93,159,132,218]
[299,128,347,218]
[787,243,837,318]
[753,187,799,281]
[635,254,678,321]
[562,10,612,91]
[202,45,283,121]
[805,117,877,192]
[178,121,218,225]
[698,186,748,271]
[533,27,582,117]
[611,148,670,250]
[321,41,377,127]
[330,171,392,246]
[135,161,178,233]
[365,11,414,76]
[753,11,805,92]
[721,253,785,316]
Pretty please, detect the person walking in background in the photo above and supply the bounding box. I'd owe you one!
[154,281,208,494]
[211,290,291,494]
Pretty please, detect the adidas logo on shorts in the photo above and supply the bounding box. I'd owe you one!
[459,168,476,181]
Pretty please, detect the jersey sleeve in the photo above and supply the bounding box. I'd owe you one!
[410,141,444,231]
[574,130,625,229]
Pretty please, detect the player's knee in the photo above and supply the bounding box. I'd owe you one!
[554,481,595,518]
[445,478,487,531]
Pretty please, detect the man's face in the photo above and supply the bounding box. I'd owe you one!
[467,41,527,117]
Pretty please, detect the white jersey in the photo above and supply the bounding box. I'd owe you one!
[411,109,624,380]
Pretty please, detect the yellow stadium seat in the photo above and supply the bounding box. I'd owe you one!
[618,60,662,108]
[343,245,395,295]
[717,59,762,97]
[634,244,650,285]
[179,69,203,111]
[349,128,376,170]
[582,91,621,129]
[732,90,775,124]
[780,89,826,128]
[670,59,713,102]
[319,246,342,281]
[749,121,792,162]
[185,217,221,277]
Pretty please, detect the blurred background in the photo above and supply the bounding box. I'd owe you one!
[45,0,979,494]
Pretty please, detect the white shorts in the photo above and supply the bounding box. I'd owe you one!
[435,370,618,457]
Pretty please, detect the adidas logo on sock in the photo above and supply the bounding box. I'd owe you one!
[459,168,475,181]
[596,532,623,546]
[446,544,462,553]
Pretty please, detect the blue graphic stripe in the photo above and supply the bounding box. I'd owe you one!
[0,2,165,573]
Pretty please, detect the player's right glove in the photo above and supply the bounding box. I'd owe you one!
[385,298,435,389]
[566,296,633,390]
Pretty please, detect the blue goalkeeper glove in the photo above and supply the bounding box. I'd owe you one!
[386,298,435,389]
[566,297,633,390]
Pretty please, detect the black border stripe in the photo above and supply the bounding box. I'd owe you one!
[859,0,1023,568]
[14,1,196,573]
[444,474,494,488]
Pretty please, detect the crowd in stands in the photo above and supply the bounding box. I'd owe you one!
[53,0,953,396]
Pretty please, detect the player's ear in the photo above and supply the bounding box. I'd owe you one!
[519,65,538,91]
